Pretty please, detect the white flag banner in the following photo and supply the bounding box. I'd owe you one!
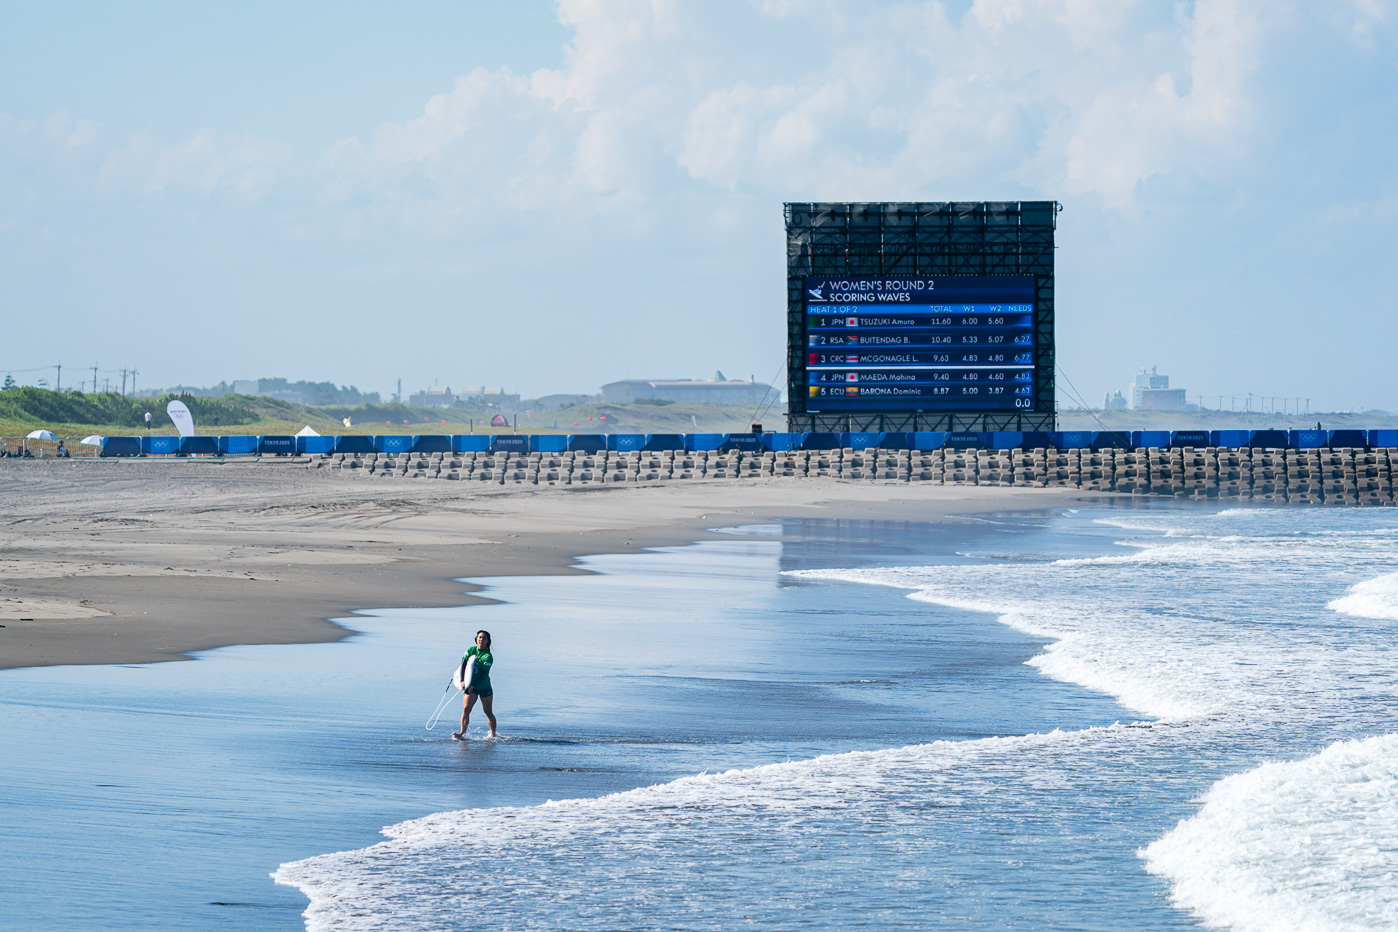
[166,400,195,437]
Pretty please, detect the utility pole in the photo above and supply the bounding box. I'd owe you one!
[121,369,127,396]
[91,365,99,394]
[55,364,61,392]
[131,369,138,396]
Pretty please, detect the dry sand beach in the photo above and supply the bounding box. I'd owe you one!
[1,459,1091,670]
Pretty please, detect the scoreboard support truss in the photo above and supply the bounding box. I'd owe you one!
[786,202,1058,434]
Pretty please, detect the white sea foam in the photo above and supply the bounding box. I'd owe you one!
[789,561,1259,722]
[1329,572,1398,622]
[1142,734,1398,931]
[790,509,1398,724]
[275,725,1156,931]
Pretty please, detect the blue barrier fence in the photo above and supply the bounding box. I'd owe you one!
[219,436,258,455]
[531,434,570,453]
[1168,431,1211,449]
[92,429,1398,458]
[568,434,607,454]
[1056,430,1096,449]
[762,432,806,451]
[1328,429,1368,449]
[99,437,141,457]
[646,434,686,451]
[723,434,764,452]
[333,435,374,455]
[1247,429,1289,449]
[452,435,491,453]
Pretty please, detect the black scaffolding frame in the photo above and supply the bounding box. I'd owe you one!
[785,201,1058,433]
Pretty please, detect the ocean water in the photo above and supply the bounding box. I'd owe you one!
[274,505,1398,931]
[0,513,1114,930]
[5,505,1398,930]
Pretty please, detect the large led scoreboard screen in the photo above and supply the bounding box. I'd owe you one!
[804,275,1036,413]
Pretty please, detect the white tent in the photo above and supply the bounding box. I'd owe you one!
[25,429,56,440]
[295,425,320,437]
[79,435,104,446]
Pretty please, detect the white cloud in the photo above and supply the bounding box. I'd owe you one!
[7,1,1394,221]
[42,109,100,149]
[99,128,288,198]
[317,0,1333,218]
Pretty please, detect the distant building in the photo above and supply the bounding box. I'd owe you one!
[457,387,522,410]
[533,393,599,410]
[409,386,456,408]
[1128,367,1190,412]
[1103,390,1127,411]
[259,390,314,404]
[1139,388,1190,412]
[225,379,380,405]
[602,372,778,406]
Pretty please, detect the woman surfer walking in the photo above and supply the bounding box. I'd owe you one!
[453,630,497,740]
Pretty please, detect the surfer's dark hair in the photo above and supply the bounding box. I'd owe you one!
[476,629,492,649]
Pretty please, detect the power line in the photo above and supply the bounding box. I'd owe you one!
[1054,364,1112,432]
[749,360,787,428]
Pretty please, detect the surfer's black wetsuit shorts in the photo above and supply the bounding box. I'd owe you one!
[467,685,493,698]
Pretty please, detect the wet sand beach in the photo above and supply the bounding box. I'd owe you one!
[0,459,1092,670]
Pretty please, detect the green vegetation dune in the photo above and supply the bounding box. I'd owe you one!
[0,387,783,440]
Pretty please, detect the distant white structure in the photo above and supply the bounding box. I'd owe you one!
[602,371,777,406]
[409,386,456,408]
[457,387,521,410]
[534,393,599,410]
[1129,367,1190,412]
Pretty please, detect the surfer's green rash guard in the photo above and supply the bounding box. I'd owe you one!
[463,646,493,692]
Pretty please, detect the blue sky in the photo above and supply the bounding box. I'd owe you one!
[2,0,1394,411]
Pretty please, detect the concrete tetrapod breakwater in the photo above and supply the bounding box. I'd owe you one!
[301,446,1398,505]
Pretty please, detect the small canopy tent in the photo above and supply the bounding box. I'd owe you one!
[295,426,320,437]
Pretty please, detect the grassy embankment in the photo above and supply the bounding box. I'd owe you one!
[6,386,1390,442]
[0,388,779,443]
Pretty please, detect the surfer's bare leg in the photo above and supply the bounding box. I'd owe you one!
[480,695,498,737]
[457,692,479,737]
